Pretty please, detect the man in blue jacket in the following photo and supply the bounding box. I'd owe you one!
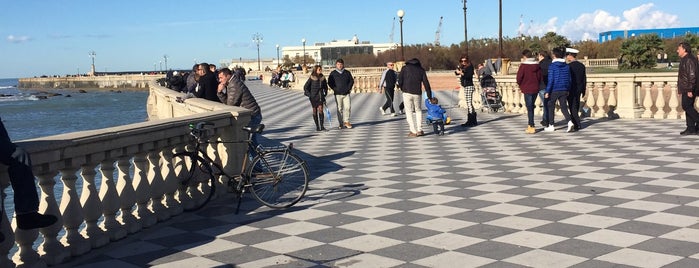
[543,47,573,132]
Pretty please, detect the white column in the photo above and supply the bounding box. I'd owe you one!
[133,154,156,228]
[641,82,654,118]
[59,167,90,256]
[161,149,183,217]
[655,82,667,119]
[147,152,169,222]
[99,160,127,241]
[80,164,109,248]
[116,158,140,233]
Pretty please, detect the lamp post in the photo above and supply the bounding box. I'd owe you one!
[498,0,504,58]
[163,54,168,71]
[462,0,468,55]
[521,35,525,50]
[301,38,306,68]
[276,44,280,67]
[159,61,162,72]
[252,32,263,71]
[88,51,96,75]
[397,9,405,61]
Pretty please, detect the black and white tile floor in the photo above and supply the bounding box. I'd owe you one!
[64,82,699,268]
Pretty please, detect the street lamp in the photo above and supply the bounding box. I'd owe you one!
[397,9,405,61]
[163,54,168,71]
[462,0,468,55]
[252,32,263,71]
[498,0,504,58]
[159,61,162,72]
[276,44,280,67]
[302,38,306,67]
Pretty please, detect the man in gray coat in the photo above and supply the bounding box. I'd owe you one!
[217,68,263,143]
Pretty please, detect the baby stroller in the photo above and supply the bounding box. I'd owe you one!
[479,74,503,113]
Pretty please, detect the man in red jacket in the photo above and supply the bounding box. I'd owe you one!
[516,50,542,134]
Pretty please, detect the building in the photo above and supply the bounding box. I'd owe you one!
[282,35,395,66]
[598,27,699,43]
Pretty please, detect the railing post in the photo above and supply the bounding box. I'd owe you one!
[147,151,170,222]
[59,167,90,256]
[655,82,667,119]
[614,77,643,118]
[36,171,68,265]
[98,160,127,241]
[668,82,680,119]
[80,164,109,249]
[161,148,183,217]
[132,154,156,228]
[115,158,140,233]
[641,82,653,118]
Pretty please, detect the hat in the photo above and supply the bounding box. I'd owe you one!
[566,48,579,54]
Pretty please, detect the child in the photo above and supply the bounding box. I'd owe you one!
[425,97,447,135]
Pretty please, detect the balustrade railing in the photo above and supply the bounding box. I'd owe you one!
[0,81,250,267]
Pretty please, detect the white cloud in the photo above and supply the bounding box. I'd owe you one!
[7,35,31,43]
[525,3,681,41]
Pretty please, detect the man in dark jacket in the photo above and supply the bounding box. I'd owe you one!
[328,59,355,129]
[217,68,263,144]
[538,51,552,126]
[378,62,398,116]
[195,63,220,102]
[398,58,432,137]
[566,48,586,131]
[677,42,699,135]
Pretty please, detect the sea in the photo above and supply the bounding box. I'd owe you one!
[0,78,148,141]
[0,78,148,240]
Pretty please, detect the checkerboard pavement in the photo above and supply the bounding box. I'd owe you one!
[61,82,699,268]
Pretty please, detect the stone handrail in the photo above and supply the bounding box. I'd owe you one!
[471,72,685,120]
[0,81,251,267]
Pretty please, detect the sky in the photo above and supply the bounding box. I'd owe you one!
[0,0,693,78]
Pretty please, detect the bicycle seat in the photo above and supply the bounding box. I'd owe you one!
[242,124,265,134]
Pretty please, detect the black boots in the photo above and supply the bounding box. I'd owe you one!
[313,113,326,131]
[461,112,478,127]
[17,212,58,230]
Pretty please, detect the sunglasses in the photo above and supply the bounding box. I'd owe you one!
[460,59,468,62]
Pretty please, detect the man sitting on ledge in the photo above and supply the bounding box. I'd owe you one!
[0,116,58,240]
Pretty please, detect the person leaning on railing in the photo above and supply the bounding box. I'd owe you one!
[0,116,58,241]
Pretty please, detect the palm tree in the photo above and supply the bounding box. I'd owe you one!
[619,34,664,69]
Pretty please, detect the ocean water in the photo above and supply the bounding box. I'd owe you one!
[0,78,148,140]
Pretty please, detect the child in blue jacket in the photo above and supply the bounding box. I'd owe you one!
[425,97,447,135]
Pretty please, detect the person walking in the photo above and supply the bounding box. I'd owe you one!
[677,41,699,135]
[303,65,329,131]
[516,49,542,134]
[0,116,58,237]
[456,56,477,127]
[538,51,552,127]
[566,48,586,132]
[328,59,355,129]
[216,68,263,145]
[398,58,433,137]
[543,47,573,132]
[378,62,398,116]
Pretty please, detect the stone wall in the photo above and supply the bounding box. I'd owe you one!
[18,74,160,89]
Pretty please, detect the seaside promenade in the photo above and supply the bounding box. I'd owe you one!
[57,81,699,267]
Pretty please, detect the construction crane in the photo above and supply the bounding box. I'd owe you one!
[435,16,443,47]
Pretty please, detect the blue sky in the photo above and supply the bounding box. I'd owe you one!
[0,0,692,78]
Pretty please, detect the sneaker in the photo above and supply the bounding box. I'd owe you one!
[391,113,397,117]
[379,106,386,115]
[566,120,575,132]
[17,212,58,230]
[344,122,353,129]
[417,130,424,136]
[525,125,536,134]
[544,124,555,132]
[439,130,445,136]
[540,120,548,127]
[407,132,418,137]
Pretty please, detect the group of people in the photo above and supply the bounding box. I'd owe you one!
[302,59,355,131]
[515,47,587,134]
[270,69,296,89]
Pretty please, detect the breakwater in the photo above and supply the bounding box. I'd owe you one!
[18,74,161,89]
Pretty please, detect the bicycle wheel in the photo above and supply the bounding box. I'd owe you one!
[247,151,308,208]
[172,152,215,211]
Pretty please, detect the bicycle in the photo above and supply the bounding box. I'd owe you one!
[173,122,309,213]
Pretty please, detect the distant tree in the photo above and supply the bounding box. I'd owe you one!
[541,32,571,51]
[619,34,664,69]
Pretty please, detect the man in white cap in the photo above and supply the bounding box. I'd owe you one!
[566,47,586,132]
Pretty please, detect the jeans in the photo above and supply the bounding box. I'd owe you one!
[524,93,538,127]
[403,93,423,133]
[0,120,40,214]
[538,89,549,124]
[547,91,571,124]
[681,93,699,130]
[248,113,263,157]
[334,94,351,125]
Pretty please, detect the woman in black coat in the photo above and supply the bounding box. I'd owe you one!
[304,65,329,131]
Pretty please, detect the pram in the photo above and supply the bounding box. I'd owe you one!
[479,74,503,113]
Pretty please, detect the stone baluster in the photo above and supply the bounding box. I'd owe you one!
[655,82,667,119]
[147,151,169,222]
[59,167,90,256]
[115,158,139,233]
[37,170,68,265]
[667,82,679,119]
[132,153,156,228]
[534,92,543,116]
[585,83,601,117]
[0,189,13,268]
[595,83,607,118]
[98,160,127,241]
[641,82,654,118]
[500,84,509,112]
[14,173,53,267]
[510,84,518,113]
[608,82,617,114]
[517,88,525,114]
[80,164,108,249]
[161,149,183,217]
